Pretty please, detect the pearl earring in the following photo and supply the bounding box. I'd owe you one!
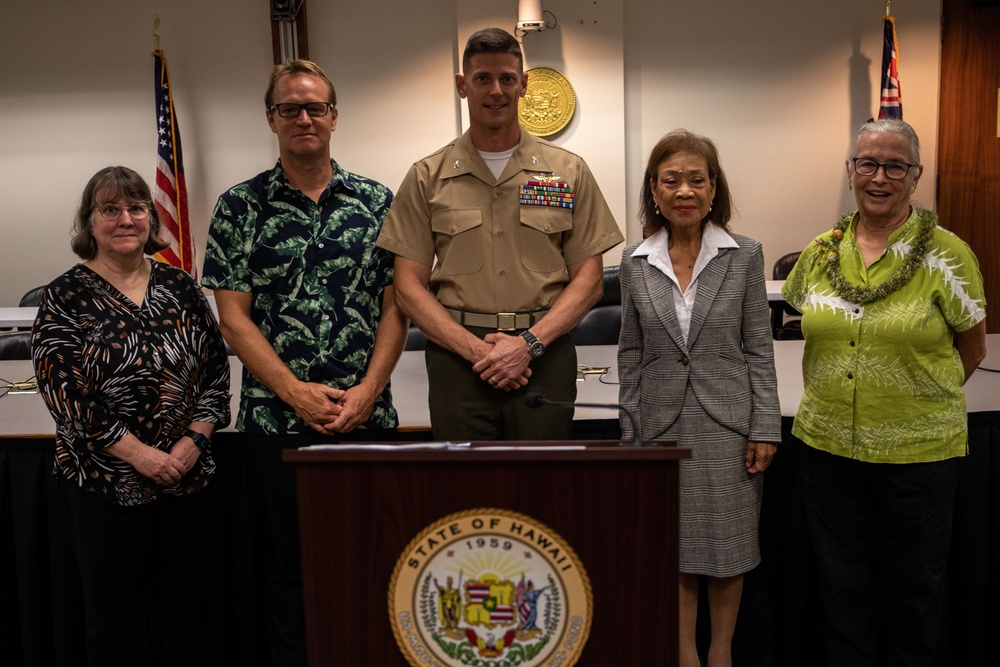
[655,205,661,216]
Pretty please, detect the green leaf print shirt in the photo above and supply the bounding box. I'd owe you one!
[202,160,398,435]
[782,208,986,463]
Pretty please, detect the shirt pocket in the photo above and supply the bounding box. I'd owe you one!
[519,206,572,273]
[431,209,483,275]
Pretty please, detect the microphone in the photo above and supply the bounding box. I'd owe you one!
[523,391,643,446]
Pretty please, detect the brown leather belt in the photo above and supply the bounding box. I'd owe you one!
[444,307,549,331]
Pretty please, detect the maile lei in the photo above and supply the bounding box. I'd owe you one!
[820,207,936,305]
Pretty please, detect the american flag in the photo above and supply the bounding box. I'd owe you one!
[152,50,196,276]
[877,15,903,120]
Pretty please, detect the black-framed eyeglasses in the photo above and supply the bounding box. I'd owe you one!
[850,158,917,180]
[269,102,333,119]
[95,203,150,221]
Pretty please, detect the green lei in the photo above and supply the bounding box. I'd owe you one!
[821,207,936,305]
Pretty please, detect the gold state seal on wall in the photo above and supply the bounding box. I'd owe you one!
[518,67,577,137]
[389,508,592,666]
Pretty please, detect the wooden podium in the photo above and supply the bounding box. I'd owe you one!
[284,441,689,666]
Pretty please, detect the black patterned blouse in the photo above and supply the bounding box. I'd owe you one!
[31,261,231,506]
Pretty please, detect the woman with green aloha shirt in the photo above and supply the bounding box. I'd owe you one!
[782,118,986,667]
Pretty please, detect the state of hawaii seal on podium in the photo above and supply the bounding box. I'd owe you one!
[518,67,577,137]
[389,508,593,666]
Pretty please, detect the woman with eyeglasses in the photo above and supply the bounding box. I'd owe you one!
[782,119,986,666]
[31,166,230,666]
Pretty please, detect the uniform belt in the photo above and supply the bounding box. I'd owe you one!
[444,308,549,331]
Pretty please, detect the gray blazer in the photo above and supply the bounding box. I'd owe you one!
[617,233,781,444]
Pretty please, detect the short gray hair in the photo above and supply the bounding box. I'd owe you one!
[851,118,920,164]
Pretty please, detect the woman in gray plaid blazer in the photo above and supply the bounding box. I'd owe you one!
[618,130,781,667]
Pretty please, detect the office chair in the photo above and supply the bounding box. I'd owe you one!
[570,266,622,345]
[771,252,803,340]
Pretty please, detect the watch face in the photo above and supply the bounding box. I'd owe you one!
[187,430,210,451]
[521,331,544,357]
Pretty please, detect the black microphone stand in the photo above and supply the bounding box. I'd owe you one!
[523,391,643,446]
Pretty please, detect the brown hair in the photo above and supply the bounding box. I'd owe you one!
[639,129,733,236]
[71,166,169,260]
[462,28,523,74]
[264,59,337,109]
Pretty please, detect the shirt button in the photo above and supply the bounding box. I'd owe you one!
[850,341,855,347]
[680,356,689,365]
[854,309,860,314]
[318,242,325,249]
[495,190,503,198]
[322,314,330,321]
[497,230,505,237]
[499,269,506,277]
[847,373,854,379]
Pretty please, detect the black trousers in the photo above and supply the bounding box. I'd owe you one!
[799,444,960,667]
[58,481,215,667]
[425,329,577,441]
[242,435,310,667]
[240,429,396,667]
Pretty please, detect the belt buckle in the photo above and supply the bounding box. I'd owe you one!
[496,312,517,331]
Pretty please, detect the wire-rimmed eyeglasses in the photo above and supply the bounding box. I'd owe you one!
[94,203,150,221]
[850,158,918,180]
[269,102,333,119]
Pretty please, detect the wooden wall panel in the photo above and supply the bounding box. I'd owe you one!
[938,0,1000,333]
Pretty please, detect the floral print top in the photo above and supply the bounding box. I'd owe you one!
[32,261,231,506]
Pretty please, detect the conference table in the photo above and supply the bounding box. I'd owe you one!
[2,337,998,666]
[0,283,790,332]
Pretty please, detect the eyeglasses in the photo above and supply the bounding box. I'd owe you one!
[269,102,333,119]
[850,158,917,180]
[95,203,150,221]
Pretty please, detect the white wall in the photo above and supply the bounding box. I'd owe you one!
[0,0,276,303]
[0,0,941,305]
[623,0,942,265]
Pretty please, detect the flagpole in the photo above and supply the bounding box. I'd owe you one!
[885,1,891,17]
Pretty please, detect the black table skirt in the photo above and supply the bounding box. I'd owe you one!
[3,415,998,666]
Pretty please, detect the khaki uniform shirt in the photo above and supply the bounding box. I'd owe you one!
[376,129,622,313]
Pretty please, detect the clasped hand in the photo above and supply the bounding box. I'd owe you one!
[134,445,190,487]
[471,333,532,391]
[290,380,376,435]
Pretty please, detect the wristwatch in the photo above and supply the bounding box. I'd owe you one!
[185,429,212,452]
[519,330,545,358]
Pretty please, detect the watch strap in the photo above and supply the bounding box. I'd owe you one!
[185,429,211,452]
[519,330,545,357]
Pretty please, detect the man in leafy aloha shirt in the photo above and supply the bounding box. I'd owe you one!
[202,60,406,666]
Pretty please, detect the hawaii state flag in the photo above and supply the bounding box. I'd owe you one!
[878,15,903,120]
[152,50,196,276]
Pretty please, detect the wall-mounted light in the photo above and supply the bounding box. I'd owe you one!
[516,0,546,33]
